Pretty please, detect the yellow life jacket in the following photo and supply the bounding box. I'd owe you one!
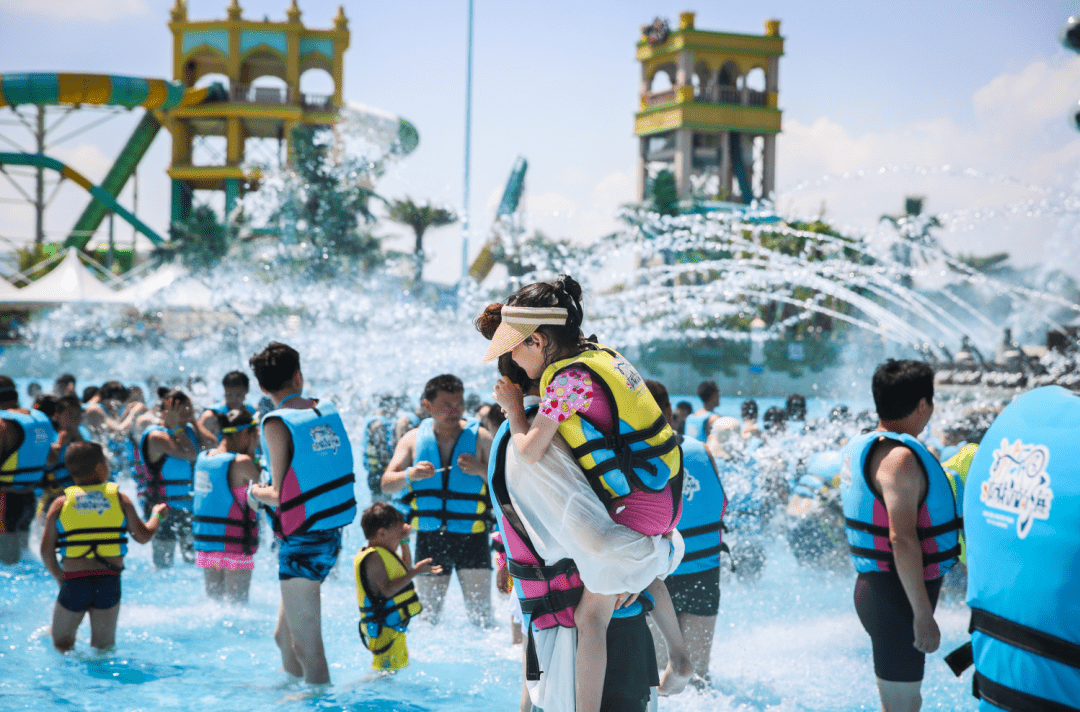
[539,345,682,508]
[56,483,128,561]
[354,546,422,655]
[942,443,977,565]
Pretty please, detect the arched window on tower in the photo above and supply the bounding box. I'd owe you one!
[745,67,767,106]
[693,62,711,101]
[648,64,676,107]
[299,68,335,111]
[717,61,740,104]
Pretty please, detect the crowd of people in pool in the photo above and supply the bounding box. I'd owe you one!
[0,273,1075,712]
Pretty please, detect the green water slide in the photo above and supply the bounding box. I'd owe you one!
[0,152,165,244]
[67,111,162,248]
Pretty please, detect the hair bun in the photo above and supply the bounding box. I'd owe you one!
[553,275,584,328]
[474,302,503,340]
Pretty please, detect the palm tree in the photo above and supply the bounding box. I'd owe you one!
[386,197,457,284]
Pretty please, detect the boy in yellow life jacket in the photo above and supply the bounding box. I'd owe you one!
[40,442,167,652]
[355,502,443,671]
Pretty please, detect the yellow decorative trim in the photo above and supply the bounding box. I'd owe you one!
[767,91,778,108]
[676,86,694,104]
[640,94,648,111]
[679,12,695,30]
[765,19,781,37]
[635,103,781,136]
[170,104,302,120]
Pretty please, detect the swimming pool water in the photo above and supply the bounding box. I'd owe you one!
[1,472,978,712]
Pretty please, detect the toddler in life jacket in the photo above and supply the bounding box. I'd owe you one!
[354,502,442,671]
[483,275,693,710]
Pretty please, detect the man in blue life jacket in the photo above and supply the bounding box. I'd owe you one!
[840,360,961,712]
[646,379,726,689]
[0,375,57,564]
[198,371,256,442]
[684,380,722,443]
[249,342,357,685]
[382,374,494,627]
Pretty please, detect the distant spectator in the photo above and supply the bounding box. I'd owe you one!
[741,399,760,439]
[54,374,76,397]
[673,401,693,436]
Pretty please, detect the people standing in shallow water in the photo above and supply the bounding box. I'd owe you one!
[354,502,441,672]
[645,379,726,690]
[382,374,494,627]
[139,389,201,568]
[193,409,261,603]
[0,374,57,565]
[249,342,356,686]
[199,371,256,443]
[40,441,167,652]
[484,275,693,710]
[41,395,89,514]
[840,360,962,712]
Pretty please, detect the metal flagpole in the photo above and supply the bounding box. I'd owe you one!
[461,0,474,280]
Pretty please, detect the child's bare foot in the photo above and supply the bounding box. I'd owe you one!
[657,652,694,696]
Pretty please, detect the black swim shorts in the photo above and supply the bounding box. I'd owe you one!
[601,609,661,712]
[57,572,122,612]
[666,566,721,617]
[278,527,342,582]
[0,491,36,534]
[854,570,943,682]
[414,529,491,572]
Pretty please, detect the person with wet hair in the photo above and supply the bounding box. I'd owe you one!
[138,389,202,568]
[54,374,77,397]
[762,406,788,435]
[249,341,356,686]
[40,395,89,514]
[193,408,260,603]
[381,372,494,627]
[484,275,691,710]
[840,359,961,712]
[786,393,807,433]
[684,381,722,442]
[0,374,57,564]
[673,402,693,436]
[199,371,256,442]
[41,441,167,652]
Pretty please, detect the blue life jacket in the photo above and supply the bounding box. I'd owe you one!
[488,406,648,682]
[673,436,727,576]
[956,386,1080,712]
[839,430,962,579]
[0,408,56,491]
[793,450,844,499]
[262,401,355,537]
[683,412,712,443]
[398,418,488,534]
[192,451,258,554]
[139,424,198,511]
[210,402,255,416]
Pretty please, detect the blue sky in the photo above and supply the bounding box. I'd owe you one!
[1,0,1079,282]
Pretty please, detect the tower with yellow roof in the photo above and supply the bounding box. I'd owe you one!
[635,12,783,203]
[166,0,349,225]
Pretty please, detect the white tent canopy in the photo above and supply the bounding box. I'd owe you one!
[7,249,127,306]
[116,262,215,311]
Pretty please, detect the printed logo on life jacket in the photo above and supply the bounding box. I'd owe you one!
[310,424,342,454]
[611,355,643,391]
[34,427,50,444]
[682,470,701,502]
[980,438,1053,539]
[193,469,212,494]
[74,490,111,515]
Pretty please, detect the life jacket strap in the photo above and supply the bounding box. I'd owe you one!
[682,543,724,563]
[507,557,577,582]
[569,415,669,459]
[845,516,963,540]
[848,543,961,567]
[360,591,420,625]
[290,496,356,535]
[193,534,258,546]
[970,606,1080,671]
[56,526,127,542]
[679,520,722,538]
[518,586,583,619]
[357,620,396,656]
[278,473,355,513]
[581,436,679,496]
[193,514,255,527]
[408,509,490,522]
[973,671,1080,712]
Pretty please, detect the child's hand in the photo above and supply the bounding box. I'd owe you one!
[614,591,640,609]
[51,430,68,452]
[412,557,443,576]
[496,567,511,593]
[492,377,523,413]
[151,502,169,518]
[409,461,436,482]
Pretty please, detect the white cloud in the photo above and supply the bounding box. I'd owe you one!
[0,0,149,22]
[775,55,1080,271]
